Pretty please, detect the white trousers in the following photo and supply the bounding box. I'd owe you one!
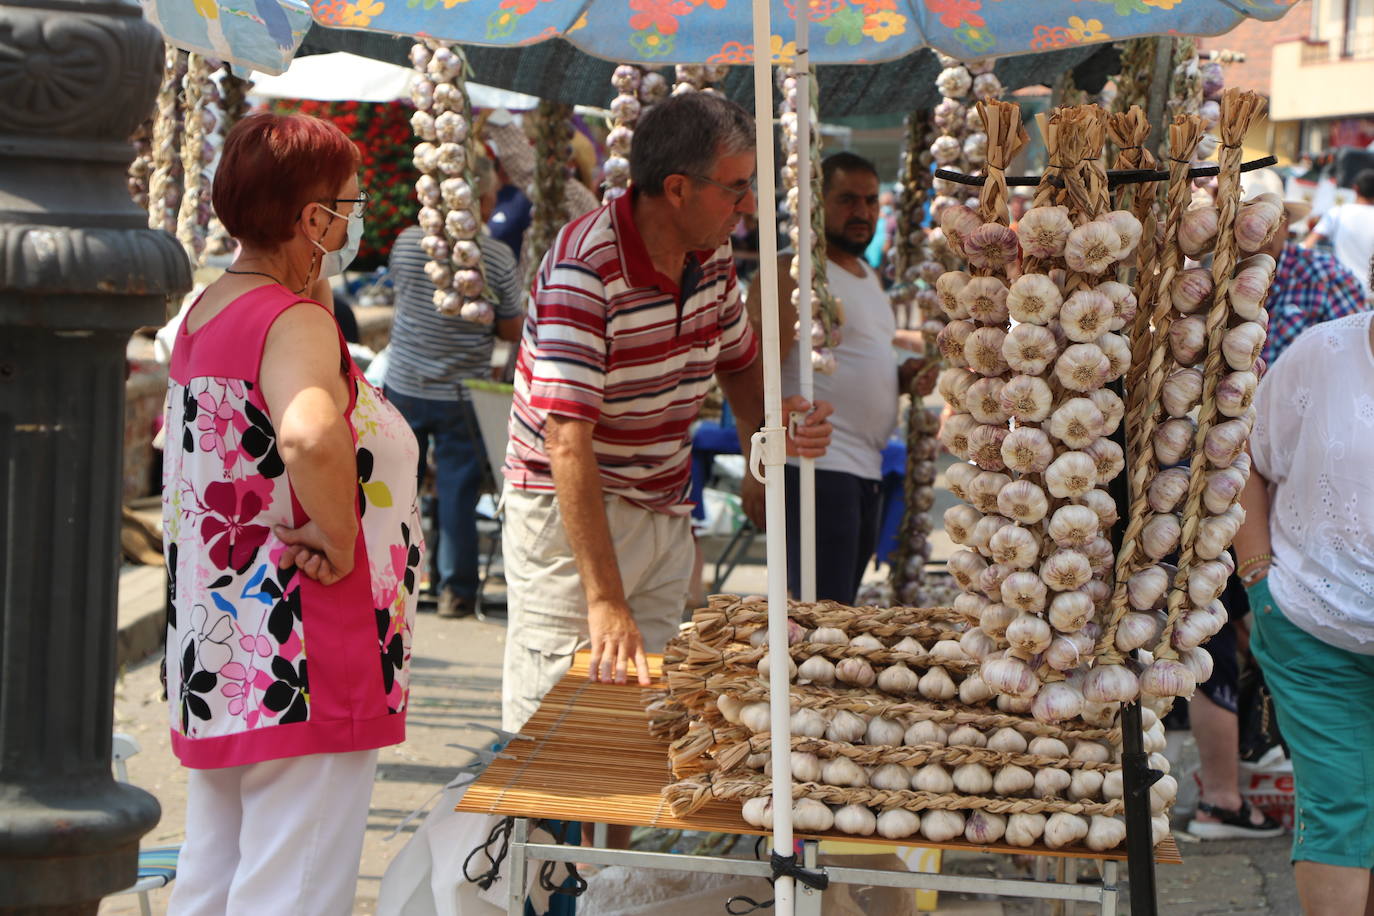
[168,749,379,916]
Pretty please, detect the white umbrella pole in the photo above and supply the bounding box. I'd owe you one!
[794,0,817,604]
[747,1,794,914]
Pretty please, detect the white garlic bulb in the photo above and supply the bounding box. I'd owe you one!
[1114,612,1161,652]
[952,762,994,795]
[865,716,906,748]
[964,327,1011,377]
[1031,680,1084,722]
[876,808,921,839]
[791,797,834,833]
[918,666,959,701]
[1083,437,1125,484]
[938,367,978,412]
[959,673,996,705]
[1044,811,1090,849]
[790,707,827,738]
[1140,657,1196,699]
[1033,767,1072,799]
[1088,388,1125,437]
[876,662,921,696]
[993,764,1036,797]
[741,795,773,827]
[958,276,1010,325]
[1162,368,1203,418]
[965,377,1008,425]
[920,810,966,843]
[835,657,877,688]
[997,479,1050,525]
[999,427,1055,475]
[1002,323,1060,375]
[1040,549,1093,592]
[1048,504,1100,550]
[959,626,998,660]
[1048,591,1094,634]
[1060,290,1116,343]
[825,709,868,743]
[936,270,973,319]
[1055,343,1111,392]
[999,374,1054,422]
[1140,513,1182,561]
[1169,315,1207,365]
[1216,370,1258,418]
[1001,570,1049,613]
[1064,221,1122,274]
[1102,210,1144,260]
[967,472,1011,515]
[1069,768,1105,801]
[953,592,989,626]
[1188,560,1229,606]
[822,756,869,789]
[1049,397,1104,449]
[944,504,983,545]
[1096,280,1139,331]
[1006,613,1053,655]
[1016,207,1072,259]
[834,803,877,836]
[1005,813,1047,847]
[1045,452,1097,499]
[871,763,915,791]
[979,602,1016,638]
[980,654,1039,698]
[904,721,947,747]
[739,702,772,733]
[892,636,927,656]
[1086,815,1127,851]
[797,655,837,686]
[810,626,849,645]
[1083,663,1139,704]
[849,633,885,652]
[947,724,988,748]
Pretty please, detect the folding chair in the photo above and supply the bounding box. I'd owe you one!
[461,380,515,621]
[110,734,179,915]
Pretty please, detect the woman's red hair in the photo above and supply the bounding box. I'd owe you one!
[212,112,361,248]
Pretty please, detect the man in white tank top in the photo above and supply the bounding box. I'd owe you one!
[745,152,934,602]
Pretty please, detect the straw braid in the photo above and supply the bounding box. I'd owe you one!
[716,734,1120,775]
[975,100,1027,225]
[175,53,212,266]
[147,46,187,235]
[684,639,981,676]
[1095,117,1204,663]
[1157,89,1266,660]
[1112,107,1165,434]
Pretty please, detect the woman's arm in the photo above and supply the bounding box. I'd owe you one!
[260,304,358,583]
[1234,446,1273,585]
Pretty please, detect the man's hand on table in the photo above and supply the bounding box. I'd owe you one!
[588,599,652,686]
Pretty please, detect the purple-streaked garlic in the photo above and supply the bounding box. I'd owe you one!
[989,525,1040,570]
[960,628,998,661]
[937,319,974,365]
[1162,368,1203,418]
[1196,513,1241,560]
[1083,535,1115,571]
[1049,397,1104,449]
[1060,290,1116,342]
[1040,549,1093,592]
[938,411,977,458]
[1140,657,1196,699]
[1077,489,1119,530]
[936,270,973,319]
[979,603,1017,638]
[999,374,1054,422]
[964,223,1021,271]
[964,326,1010,377]
[1096,280,1139,331]
[1047,504,1099,549]
[997,479,1050,525]
[1169,316,1207,365]
[1204,466,1246,515]
[1154,417,1197,467]
[1016,206,1073,259]
[943,504,982,545]
[940,204,981,255]
[964,811,1008,845]
[965,377,1008,424]
[981,653,1039,698]
[1235,196,1285,253]
[1000,426,1055,474]
[1172,268,1213,314]
[1089,388,1125,437]
[1097,332,1131,382]
[967,471,1011,514]
[1006,273,1063,325]
[1084,663,1140,704]
[1001,570,1049,613]
[1032,681,1084,723]
[945,461,979,500]
[1055,343,1112,392]
[1045,451,1097,499]
[1179,203,1220,258]
[1048,590,1094,633]
[968,423,1010,471]
[1064,221,1123,274]
[1002,323,1059,375]
[937,367,978,412]
[1113,612,1161,652]
[1128,564,1170,611]
[977,562,1015,601]
[1216,370,1258,417]
[1222,322,1266,372]
[958,275,1010,324]
[1188,559,1230,606]
[1181,646,1214,684]
[835,656,877,687]
[1006,613,1053,654]
[1204,418,1250,469]
[1140,513,1182,560]
[1148,466,1191,513]
[1043,635,1084,671]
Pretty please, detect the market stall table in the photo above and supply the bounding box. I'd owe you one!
[456,652,1181,914]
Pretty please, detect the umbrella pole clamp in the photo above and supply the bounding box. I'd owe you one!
[748,427,788,484]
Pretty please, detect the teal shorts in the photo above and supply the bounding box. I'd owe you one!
[1248,577,1374,870]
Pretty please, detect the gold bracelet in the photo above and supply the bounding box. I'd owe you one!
[1236,553,1272,578]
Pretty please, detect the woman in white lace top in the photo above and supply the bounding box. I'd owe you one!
[1236,310,1374,915]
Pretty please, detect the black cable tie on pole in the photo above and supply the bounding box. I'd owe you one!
[770,850,830,891]
[934,154,1278,191]
[725,894,774,914]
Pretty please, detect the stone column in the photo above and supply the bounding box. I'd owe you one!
[0,0,190,910]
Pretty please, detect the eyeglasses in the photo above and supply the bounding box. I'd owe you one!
[686,173,756,205]
[326,192,368,218]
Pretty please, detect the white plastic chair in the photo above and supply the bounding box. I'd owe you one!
[110,734,180,915]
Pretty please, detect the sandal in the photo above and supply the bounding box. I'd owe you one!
[1186,799,1285,840]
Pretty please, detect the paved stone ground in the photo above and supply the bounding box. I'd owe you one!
[103,529,1298,915]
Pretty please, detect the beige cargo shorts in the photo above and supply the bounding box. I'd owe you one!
[500,488,694,732]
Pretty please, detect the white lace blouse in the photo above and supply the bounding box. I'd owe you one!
[1251,311,1374,653]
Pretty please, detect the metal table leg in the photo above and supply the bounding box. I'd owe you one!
[796,840,824,916]
[593,822,608,848]
[1101,860,1120,916]
[507,817,530,914]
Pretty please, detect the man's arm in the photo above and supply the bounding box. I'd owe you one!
[544,414,650,686]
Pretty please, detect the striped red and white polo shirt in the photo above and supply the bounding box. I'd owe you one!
[503,191,758,515]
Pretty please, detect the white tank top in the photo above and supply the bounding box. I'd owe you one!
[782,258,898,480]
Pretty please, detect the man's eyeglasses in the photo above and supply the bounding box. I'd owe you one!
[686,173,756,204]
[328,192,368,218]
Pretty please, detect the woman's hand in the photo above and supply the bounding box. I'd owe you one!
[274,521,355,585]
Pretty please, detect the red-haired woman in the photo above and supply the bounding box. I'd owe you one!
[160,112,423,914]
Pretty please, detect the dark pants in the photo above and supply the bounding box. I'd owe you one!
[784,465,882,604]
[385,388,483,600]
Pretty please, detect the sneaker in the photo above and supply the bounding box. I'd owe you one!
[1186,799,1285,840]
[437,591,472,619]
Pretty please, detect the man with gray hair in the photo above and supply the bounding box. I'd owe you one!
[500,92,833,731]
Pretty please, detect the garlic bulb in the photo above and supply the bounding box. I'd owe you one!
[1086,815,1127,851]
[1005,813,1047,847]
[1045,452,1097,499]
[1069,768,1105,801]
[1182,646,1215,683]
[1223,322,1266,372]
[1162,368,1203,418]
[835,657,877,688]
[950,549,987,589]
[1153,417,1197,468]
[1000,427,1054,475]
[1048,591,1094,634]
[997,694,1034,714]
[791,797,834,833]
[904,721,948,747]
[1114,612,1161,652]
[953,592,989,626]
[1077,489,1119,530]
[1231,262,1273,320]
[999,374,1054,422]
[1216,370,1258,418]
[871,763,914,791]
[790,707,827,738]
[1016,206,1072,259]
[1034,767,1072,799]
[969,513,1011,556]
[1180,204,1220,258]
[1172,268,1213,314]
[958,275,1010,324]
[959,673,995,705]
[1055,343,1111,392]
[938,367,978,411]
[1169,316,1207,365]
[979,603,1016,638]
[994,764,1035,797]
[1083,663,1139,704]
[1102,769,1123,800]
[740,702,772,733]
[936,270,973,319]
[980,728,1024,755]
[866,716,906,747]
[966,377,1008,425]
[757,651,796,679]
[1102,210,1144,260]
[1060,290,1116,343]
[1236,196,1284,253]
[960,626,998,660]
[1064,221,1122,274]
[1170,611,1213,651]
[1140,657,1196,699]
[952,762,994,794]
[964,327,1010,377]
[1006,273,1063,325]
[1044,811,1090,849]
[1096,333,1131,382]
[1031,680,1084,723]
[833,803,877,836]
[1204,418,1250,469]
[997,479,1050,525]
[943,504,982,545]
[1043,635,1083,671]
[810,626,849,645]
[1188,560,1230,606]
[1001,570,1049,613]
[1149,773,1179,816]
[876,662,921,696]
[877,808,921,840]
[717,694,745,724]
[797,655,837,686]
[1089,388,1125,437]
[920,810,966,843]
[822,756,869,789]
[1096,280,1139,331]
[1148,466,1191,513]
[1140,513,1182,561]
[892,636,927,656]
[1006,613,1053,654]
[964,811,1008,845]
[964,223,1021,272]
[1083,437,1126,483]
[980,654,1038,698]
[947,724,988,748]
[918,666,958,701]
[937,320,974,366]
[940,204,981,255]
[1040,549,1092,592]
[741,795,773,827]
[967,472,1011,514]
[1049,397,1104,449]
[825,709,868,743]
[1002,323,1059,375]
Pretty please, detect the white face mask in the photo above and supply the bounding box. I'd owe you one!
[311,203,363,277]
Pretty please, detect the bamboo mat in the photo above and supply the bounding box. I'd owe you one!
[456,652,1182,865]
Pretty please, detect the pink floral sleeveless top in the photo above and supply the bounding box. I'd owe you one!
[162,285,424,769]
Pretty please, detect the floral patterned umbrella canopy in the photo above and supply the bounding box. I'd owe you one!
[143,0,1300,76]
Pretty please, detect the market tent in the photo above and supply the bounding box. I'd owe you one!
[249,51,544,108]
